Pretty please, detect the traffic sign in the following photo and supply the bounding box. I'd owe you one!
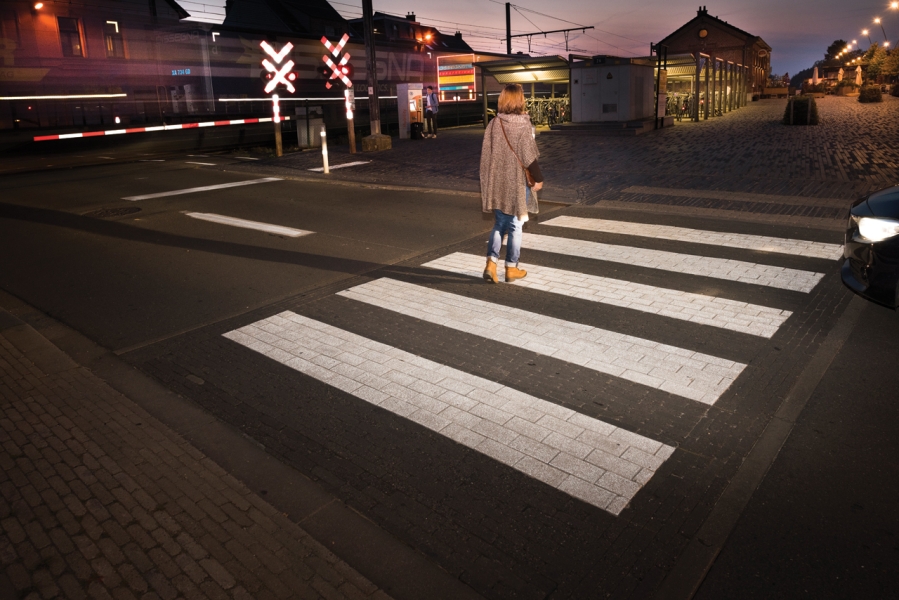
[321,34,352,89]
[260,41,295,94]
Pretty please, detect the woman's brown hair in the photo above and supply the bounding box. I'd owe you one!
[497,83,527,115]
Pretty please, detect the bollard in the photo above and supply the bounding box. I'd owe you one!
[320,125,330,174]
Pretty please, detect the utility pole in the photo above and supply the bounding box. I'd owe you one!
[361,0,391,150]
[506,3,512,54]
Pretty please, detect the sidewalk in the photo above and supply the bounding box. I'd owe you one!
[0,307,391,600]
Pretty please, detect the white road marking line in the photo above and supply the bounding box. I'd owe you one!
[522,234,823,293]
[122,177,281,201]
[308,160,371,172]
[234,156,259,160]
[187,154,209,157]
[184,212,312,237]
[186,161,216,166]
[225,312,674,514]
[339,279,745,405]
[97,156,114,159]
[542,216,843,261]
[138,159,165,162]
[423,253,792,339]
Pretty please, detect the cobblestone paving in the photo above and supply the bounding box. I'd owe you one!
[0,318,390,600]
[247,96,898,209]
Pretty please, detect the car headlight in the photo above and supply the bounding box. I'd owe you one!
[857,217,899,242]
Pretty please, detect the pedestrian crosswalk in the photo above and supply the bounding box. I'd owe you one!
[224,313,674,514]
[523,233,823,292]
[223,213,838,516]
[338,278,744,405]
[541,216,844,260]
[423,253,791,338]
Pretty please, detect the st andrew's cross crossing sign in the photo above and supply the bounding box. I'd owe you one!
[322,34,352,89]
[260,40,296,94]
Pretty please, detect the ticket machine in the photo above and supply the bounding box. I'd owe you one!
[397,83,423,139]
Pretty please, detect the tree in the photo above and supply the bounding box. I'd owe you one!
[883,50,899,78]
[790,68,813,88]
[865,43,888,82]
[824,39,849,64]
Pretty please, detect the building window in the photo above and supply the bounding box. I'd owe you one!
[58,17,83,57]
[104,21,124,58]
[2,11,20,46]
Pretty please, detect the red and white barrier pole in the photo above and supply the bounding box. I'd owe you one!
[32,117,290,142]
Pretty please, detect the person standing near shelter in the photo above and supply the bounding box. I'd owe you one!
[425,86,439,138]
[480,83,543,284]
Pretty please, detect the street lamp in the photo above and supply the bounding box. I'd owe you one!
[863,29,873,45]
[874,17,889,41]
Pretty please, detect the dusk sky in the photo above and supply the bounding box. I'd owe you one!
[182,1,899,77]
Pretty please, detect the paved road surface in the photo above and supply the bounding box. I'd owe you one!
[2,97,898,598]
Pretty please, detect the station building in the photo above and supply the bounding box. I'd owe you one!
[657,6,771,120]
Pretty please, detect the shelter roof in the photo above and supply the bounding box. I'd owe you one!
[473,56,570,84]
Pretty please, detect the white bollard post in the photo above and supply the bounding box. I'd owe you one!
[320,125,329,174]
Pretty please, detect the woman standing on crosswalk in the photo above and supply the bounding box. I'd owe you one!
[480,83,544,284]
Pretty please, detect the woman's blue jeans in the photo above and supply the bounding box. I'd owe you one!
[487,209,523,266]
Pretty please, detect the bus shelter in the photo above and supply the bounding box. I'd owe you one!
[472,56,570,127]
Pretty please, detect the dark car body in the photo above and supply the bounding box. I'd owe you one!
[842,185,899,308]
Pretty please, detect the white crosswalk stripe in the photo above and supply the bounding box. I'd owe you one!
[222,216,836,514]
[224,312,675,515]
[337,278,745,405]
[522,233,824,293]
[541,216,844,260]
[423,253,792,338]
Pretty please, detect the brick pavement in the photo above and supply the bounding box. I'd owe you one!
[0,311,391,600]
[233,96,898,210]
[126,212,852,599]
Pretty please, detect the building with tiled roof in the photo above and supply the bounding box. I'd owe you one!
[659,6,771,96]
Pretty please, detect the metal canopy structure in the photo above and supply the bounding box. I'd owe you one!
[660,54,703,78]
[473,56,570,84]
[473,56,569,127]
[651,52,750,121]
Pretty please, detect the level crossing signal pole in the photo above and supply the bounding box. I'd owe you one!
[260,40,297,157]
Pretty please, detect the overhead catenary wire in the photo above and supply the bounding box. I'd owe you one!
[329,1,639,57]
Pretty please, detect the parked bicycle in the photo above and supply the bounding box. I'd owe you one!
[525,97,571,126]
